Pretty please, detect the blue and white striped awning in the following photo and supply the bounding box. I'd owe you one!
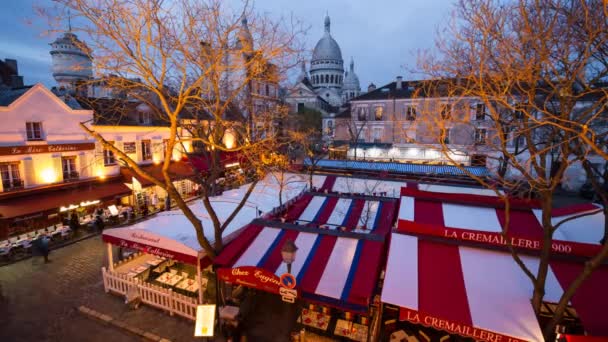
[304,159,490,177]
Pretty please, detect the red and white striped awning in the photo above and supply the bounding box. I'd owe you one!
[398,187,604,257]
[382,233,608,342]
[215,224,383,311]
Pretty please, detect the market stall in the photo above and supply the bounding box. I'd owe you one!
[381,232,608,342]
[214,191,399,341]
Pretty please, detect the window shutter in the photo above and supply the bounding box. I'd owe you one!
[52,155,63,182]
[79,153,88,178]
[22,158,35,186]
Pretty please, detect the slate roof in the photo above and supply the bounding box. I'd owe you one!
[0,86,33,106]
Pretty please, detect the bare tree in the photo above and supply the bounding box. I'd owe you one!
[289,129,325,190]
[42,0,305,257]
[418,0,608,338]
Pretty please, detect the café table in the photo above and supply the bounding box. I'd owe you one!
[299,309,330,331]
[334,319,368,342]
[155,272,183,287]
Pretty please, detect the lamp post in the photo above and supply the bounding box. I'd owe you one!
[281,239,298,274]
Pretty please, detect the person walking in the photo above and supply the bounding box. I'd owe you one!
[33,234,51,263]
[69,212,80,234]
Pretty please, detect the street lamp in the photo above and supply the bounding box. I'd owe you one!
[281,239,298,274]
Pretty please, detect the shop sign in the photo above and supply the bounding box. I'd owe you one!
[398,220,601,258]
[0,142,96,156]
[59,200,101,212]
[14,212,44,222]
[400,308,524,342]
[102,234,198,264]
[279,287,297,303]
[194,304,216,337]
[217,266,282,294]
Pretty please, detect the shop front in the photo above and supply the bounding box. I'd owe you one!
[214,221,387,341]
[101,225,214,321]
[0,177,132,238]
[380,186,608,341]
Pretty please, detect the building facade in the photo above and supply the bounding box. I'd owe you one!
[285,14,362,141]
[333,77,607,190]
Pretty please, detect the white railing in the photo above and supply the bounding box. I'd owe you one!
[101,267,198,321]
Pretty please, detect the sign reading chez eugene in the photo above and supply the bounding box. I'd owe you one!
[398,220,602,258]
[0,142,95,156]
[217,266,284,294]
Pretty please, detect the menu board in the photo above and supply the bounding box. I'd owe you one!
[194,305,216,337]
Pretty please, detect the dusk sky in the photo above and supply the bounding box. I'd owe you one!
[0,0,454,89]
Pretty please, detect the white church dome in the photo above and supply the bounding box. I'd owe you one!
[311,15,343,62]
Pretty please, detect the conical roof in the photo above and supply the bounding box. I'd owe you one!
[343,57,360,91]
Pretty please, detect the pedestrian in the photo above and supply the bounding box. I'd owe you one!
[34,234,51,263]
[124,284,141,309]
[69,212,80,234]
[94,215,104,232]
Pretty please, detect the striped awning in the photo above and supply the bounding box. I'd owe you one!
[382,233,608,341]
[215,224,383,311]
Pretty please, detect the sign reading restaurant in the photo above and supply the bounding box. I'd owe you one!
[0,142,96,156]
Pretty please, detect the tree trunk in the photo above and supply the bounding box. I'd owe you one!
[531,193,553,314]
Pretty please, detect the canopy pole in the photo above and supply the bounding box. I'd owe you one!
[197,256,203,304]
[107,243,114,271]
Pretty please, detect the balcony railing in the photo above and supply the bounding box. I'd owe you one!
[63,171,80,181]
[2,179,24,191]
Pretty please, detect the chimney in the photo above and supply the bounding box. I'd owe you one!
[396,76,403,90]
[5,59,18,74]
[368,83,376,92]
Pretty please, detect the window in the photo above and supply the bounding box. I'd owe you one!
[123,142,136,154]
[0,163,22,190]
[406,106,417,121]
[475,104,486,120]
[357,107,367,121]
[141,140,152,161]
[103,141,116,166]
[62,157,78,180]
[475,128,487,145]
[265,84,270,96]
[373,128,383,143]
[441,128,450,144]
[441,104,452,120]
[138,112,151,125]
[374,106,384,121]
[26,122,43,141]
[514,108,524,120]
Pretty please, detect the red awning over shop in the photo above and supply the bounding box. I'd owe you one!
[187,152,242,173]
[397,187,604,257]
[120,161,195,187]
[0,180,131,219]
[214,223,384,312]
[381,233,608,342]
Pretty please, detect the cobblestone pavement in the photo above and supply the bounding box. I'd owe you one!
[0,236,199,342]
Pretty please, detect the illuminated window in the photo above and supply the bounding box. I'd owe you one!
[0,163,22,190]
[103,141,116,166]
[141,140,152,161]
[374,106,384,121]
[26,122,43,141]
[62,157,78,180]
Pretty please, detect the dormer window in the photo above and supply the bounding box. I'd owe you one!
[138,112,151,125]
[26,122,43,141]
